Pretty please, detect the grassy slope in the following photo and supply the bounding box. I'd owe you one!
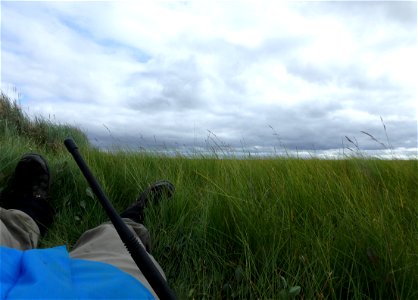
[1,94,417,299]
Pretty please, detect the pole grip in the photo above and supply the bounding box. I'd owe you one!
[64,138,176,300]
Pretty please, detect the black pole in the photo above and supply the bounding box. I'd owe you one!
[64,138,176,300]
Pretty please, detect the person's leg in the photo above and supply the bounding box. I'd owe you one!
[0,208,40,249]
[69,180,174,297]
[70,219,165,297]
[0,154,54,249]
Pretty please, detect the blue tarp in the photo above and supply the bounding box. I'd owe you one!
[0,246,154,299]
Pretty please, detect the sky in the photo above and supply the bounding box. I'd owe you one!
[1,1,417,157]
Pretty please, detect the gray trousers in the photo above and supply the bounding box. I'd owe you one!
[0,207,165,299]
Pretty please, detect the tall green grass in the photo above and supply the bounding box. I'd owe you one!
[1,93,417,299]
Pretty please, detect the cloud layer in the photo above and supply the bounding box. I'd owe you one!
[1,1,416,155]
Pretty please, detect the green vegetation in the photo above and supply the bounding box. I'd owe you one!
[1,93,417,299]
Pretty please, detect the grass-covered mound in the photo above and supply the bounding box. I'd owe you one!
[1,93,417,299]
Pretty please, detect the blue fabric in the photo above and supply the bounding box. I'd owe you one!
[0,246,154,299]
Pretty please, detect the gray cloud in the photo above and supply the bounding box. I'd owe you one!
[1,1,416,157]
[294,1,417,25]
[126,57,209,113]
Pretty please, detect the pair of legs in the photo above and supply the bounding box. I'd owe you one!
[0,154,174,297]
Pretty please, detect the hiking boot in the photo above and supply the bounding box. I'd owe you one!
[120,180,175,224]
[0,154,55,236]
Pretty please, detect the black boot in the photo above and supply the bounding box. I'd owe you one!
[120,180,175,224]
[0,154,55,236]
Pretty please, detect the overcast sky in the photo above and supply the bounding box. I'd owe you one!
[1,1,417,157]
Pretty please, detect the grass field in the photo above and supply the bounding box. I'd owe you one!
[1,94,417,299]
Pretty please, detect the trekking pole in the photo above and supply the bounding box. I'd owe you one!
[64,138,176,300]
